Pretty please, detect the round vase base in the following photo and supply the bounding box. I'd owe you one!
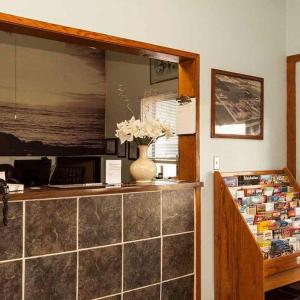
[135,180,153,184]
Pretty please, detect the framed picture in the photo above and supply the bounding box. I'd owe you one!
[117,140,127,158]
[150,59,178,84]
[104,138,117,155]
[0,37,106,156]
[211,69,264,139]
[128,142,139,160]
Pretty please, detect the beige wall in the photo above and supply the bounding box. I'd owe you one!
[0,1,287,299]
[287,0,300,55]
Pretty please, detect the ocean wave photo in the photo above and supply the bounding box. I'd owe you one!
[0,31,106,155]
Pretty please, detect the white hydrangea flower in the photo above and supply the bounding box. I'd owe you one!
[115,116,174,145]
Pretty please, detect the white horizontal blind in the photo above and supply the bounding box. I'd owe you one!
[141,93,178,160]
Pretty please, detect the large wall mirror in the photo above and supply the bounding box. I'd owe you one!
[0,30,179,183]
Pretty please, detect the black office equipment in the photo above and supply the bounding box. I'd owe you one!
[50,157,101,185]
[13,157,52,187]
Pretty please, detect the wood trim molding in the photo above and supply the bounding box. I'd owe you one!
[287,54,300,64]
[287,55,299,177]
[0,12,198,62]
[0,12,201,299]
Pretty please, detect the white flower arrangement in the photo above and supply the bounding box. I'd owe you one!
[115,84,174,146]
[115,116,173,145]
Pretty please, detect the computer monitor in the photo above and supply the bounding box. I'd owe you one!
[13,158,52,187]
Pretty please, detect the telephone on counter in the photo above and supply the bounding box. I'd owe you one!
[0,164,20,184]
[0,178,9,226]
[0,164,24,192]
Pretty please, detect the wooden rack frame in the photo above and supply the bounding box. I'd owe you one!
[287,54,300,177]
[0,12,201,299]
[214,168,300,300]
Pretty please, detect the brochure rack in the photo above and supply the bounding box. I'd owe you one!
[214,168,300,300]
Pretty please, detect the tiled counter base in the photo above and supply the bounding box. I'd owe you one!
[0,188,195,300]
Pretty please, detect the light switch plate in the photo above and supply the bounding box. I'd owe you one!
[0,171,5,181]
[296,256,300,265]
[213,156,220,170]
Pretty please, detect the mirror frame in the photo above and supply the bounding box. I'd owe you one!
[0,12,201,299]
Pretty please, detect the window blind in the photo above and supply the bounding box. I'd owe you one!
[141,93,178,160]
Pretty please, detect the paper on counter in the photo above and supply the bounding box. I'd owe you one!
[0,171,5,181]
[106,160,122,184]
[176,97,196,134]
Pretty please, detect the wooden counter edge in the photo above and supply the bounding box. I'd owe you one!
[8,181,203,201]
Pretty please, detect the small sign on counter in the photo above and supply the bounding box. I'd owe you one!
[106,160,122,184]
[0,171,5,181]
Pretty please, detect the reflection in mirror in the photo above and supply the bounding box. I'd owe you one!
[0,30,178,184]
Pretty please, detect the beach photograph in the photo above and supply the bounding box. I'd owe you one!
[0,31,106,155]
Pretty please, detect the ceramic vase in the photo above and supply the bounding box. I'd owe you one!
[129,145,157,183]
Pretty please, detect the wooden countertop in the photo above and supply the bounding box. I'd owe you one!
[8,181,203,201]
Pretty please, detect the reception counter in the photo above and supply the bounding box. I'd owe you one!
[0,181,202,300]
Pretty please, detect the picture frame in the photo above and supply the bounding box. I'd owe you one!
[150,58,178,84]
[117,140,127,158]
[128,142,139,160]
[104,138,117,155]
[211,69,264,140]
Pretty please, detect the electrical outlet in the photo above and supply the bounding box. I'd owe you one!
[213,156,220,170]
